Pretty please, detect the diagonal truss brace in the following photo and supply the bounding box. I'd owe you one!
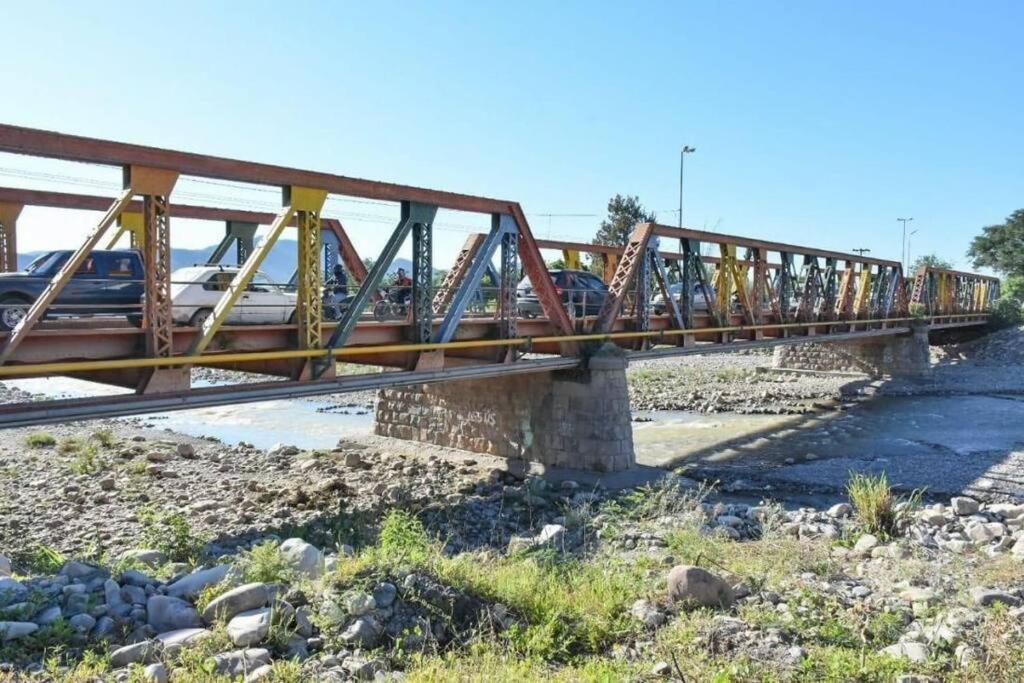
[433,215,516,344]
[593,222,655,333]
[0,187,136,365]
[314,202,437,376]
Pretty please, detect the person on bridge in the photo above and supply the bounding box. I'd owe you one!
[390,267,413,305]
[326,263,348,320]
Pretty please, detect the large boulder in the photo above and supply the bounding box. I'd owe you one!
[209,648,272,677]
[202,583,270,623]
[226,608,272,647]
[280,539,324,579]
[147,595,202,632]
[666,565,734,608]
[0,578,27,608]
[110,640,160,667]
[0,622,38,640]
[165,565,230,600]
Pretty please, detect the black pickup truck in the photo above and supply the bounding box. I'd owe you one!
[0,250,144,330]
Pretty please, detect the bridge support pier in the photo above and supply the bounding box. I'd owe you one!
[374,345,635,472]
[772,323,930,377]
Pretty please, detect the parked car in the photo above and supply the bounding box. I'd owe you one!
[517,269,609,318]
[0,249,144,331]
[652,282,716,315]
[164,265,297,326]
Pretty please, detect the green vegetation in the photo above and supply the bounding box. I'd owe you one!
[593,194,656,248]
[990,295,1023,328]
[137,505,206,563]
[847,471,922,540]
[68,442,105,475]
[969,208,1024,277]
[237,540,293,584]
[25,432,56,448]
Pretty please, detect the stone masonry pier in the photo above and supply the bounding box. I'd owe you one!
[772,323,931,377]
[374,345,634,472]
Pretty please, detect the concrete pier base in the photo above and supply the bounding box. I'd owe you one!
[374,345,635,472]
[772,323,930,377]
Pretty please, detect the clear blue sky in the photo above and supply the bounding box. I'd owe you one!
[1,1,1021,272]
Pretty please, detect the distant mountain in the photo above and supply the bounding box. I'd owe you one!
[17,240,415,285]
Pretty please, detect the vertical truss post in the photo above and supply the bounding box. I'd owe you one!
[0,186,136,365]
[411,210,433,344]
[817,258,837,320]
[562,249,581,270]
[795,255,821,322]
[836,262,855,319]
[498,219,519,360]
[291,187,329,368]
[634,242,652,342]
[679,239,696,330]
[206,221,257,265]
[749,248,765,325]
[129,166,181,393]
[854,264,873,318]
[778,252,795,321]
[0,202,22,272]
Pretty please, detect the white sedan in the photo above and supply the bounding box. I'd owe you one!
[169,265,297,326]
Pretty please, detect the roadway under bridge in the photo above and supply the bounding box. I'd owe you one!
[0,124,1000,470]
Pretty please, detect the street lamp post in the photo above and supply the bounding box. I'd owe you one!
[679,146,696,229]
[897,217,914,271]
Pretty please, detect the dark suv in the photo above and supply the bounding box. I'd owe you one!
[0,250,144,330]
[516,269,609,318]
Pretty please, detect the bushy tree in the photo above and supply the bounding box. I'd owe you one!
[593,195,656,247]
[968,209,1024,276]
[910,253,953,271]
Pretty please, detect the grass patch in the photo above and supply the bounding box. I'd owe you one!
[22,543,66,574]
[69,442,106,475]
[237,540,293,584]
[137,505,207,563]
[90,429,116,448]
[846,471,922,539]
[25,432,56,448]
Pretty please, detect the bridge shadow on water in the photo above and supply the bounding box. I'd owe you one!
[642,375,1024,508]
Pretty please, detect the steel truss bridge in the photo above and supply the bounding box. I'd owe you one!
[0,124,999,427]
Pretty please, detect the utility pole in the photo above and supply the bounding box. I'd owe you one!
[907,229,918,271]
[852,248,871,257]
[679,146,696,228]
[897,217,913,271]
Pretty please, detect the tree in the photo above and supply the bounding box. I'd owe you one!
[968,209,1024,277]
[910,253,953,272]
[593,194,656,247]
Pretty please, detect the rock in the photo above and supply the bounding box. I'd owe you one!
[157,627,213,656]
[210,648,272,677]
[165,565,230,599]
[666,565,734,608]
[176,443,196,458]
[507,535,535,553]
[372,582,397,609]
[951,496,979,516]
[226,607,272,647]
[652,661,673,677]
[344,656,387,680]
[970,587,1021,608]
[0,621,38,640]
[346,593,376,617]
[853,534,880,555]
[0,554,10,576]
[630,599,666,628]
[295,606,315,638]
[340,615,381,648]
[279,538,324,579]
[881,641,930,663]
[536,524,566,547]
[202,583,270,623]
[60,560,104,580]
[342,452,363,468]
[68,613,96,634]
[827,503,853,518]
[146,450,172,463]
[0,577,27,607]
[245,664,275,682]
[121,548,168,569]
[1013,536,1024,558]
[147,595,202,632]
[917,509,946,526]
[35,605,62,625]
[966,523,996,544]
[98,474,116,491]
[110,640,160,667]
[142,663,168,683]
[900,587,937,604]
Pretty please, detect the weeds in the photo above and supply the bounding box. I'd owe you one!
[137,505,206,563]
[69,443,105,475]
[237,541,293,584]
[24,544,66,574]
[25,432,56,448]
[90,429,116,448]
[846,471,922,539]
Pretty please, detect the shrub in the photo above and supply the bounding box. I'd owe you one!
[908,302,927,319]
[138,506,206,563]
[237,541,292,584]
[25,432,56,448]
[989,296,1023,328]
[846,471,921,539]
